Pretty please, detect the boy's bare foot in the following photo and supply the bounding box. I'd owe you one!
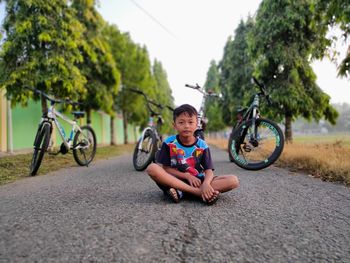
[167,188,182,203]
[204,191,220,206]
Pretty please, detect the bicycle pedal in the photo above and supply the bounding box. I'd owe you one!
[243,144,252,152]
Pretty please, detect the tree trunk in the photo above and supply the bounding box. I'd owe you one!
[110,115,116,145]
[122,110,128,144]
[284,111,293,143]
[86,108,91,126]
[41,95,48,116]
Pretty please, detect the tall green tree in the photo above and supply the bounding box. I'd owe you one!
[311,0,350,77]
[152,59,174,134]
[106,24,175,142]
[249,0,338,142]
[123,45,156,128]
[71,0,120,123]
[0,0,86,113]
[104,25,143,143]
[219,18,255,125]
[203,60,225,132]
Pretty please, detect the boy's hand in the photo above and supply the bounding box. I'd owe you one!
[200,182,217,201]
[185,173,202,188]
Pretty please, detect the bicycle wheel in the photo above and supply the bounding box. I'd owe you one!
[30,122,51,176]
[229,118,284,170]
[133,129,157,171]
[228,127,236,162]
[73,125,97,166]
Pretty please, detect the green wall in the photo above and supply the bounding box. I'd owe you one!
[7,100,138,152]
[12,101,42,150]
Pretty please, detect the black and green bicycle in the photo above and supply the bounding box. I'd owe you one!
[228,78,285,170]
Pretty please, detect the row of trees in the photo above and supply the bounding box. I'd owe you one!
[204,0,349,142]
[0,0,174,144]
[293,103,350,134]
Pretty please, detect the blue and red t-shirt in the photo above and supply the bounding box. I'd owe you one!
[156,135,214,179]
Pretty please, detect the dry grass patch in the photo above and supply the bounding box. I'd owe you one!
[207,137,350,186]
[0,144,134,185]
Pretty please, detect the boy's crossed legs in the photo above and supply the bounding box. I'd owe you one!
[146,163,239,203]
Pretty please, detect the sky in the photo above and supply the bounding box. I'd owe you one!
[97,0,349,109]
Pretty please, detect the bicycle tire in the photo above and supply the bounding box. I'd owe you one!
[228,127,236,162]
[228,118,284,170]
[30,122,51,176]
[133,129,157,171]
[73,125,97,166]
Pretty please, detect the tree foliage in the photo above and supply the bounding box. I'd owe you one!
[0,0,87,105]
[311,0,350,78]
[0,0,175,141]
[203,60,225,131]
[249,0,338,141]
[219,18,255,125]
[152,59,174,134]
[104,24,171,142]
[71,0,120,116]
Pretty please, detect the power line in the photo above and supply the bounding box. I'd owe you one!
[129,0,177,39]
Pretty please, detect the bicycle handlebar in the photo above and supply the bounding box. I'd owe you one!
[252,77,272,106]
[25,87,83,106]
[185,83,201,90]
[128,88,174,115]
[185,83,221,98]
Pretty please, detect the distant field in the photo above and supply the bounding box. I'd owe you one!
[293,133,350,145]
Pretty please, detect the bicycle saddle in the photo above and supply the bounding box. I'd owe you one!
[72,111,85,119]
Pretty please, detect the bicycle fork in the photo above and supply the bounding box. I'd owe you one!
[138,127,153,151]
[249,97,260,146]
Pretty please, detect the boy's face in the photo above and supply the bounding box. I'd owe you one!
[173,112,198,139]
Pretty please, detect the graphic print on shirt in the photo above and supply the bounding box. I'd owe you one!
[165,136,207,178]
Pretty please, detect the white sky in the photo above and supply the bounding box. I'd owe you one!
[97,0,349,109]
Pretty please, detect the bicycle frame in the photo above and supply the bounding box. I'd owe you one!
[45,104,85,150]
[197,92,206,130]
[137,116,162,151]
[234,77,274,143]
[235,94,261,141]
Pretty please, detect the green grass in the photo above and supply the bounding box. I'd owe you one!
[0,144,135,185]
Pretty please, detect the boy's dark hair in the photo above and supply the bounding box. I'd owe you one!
[173,104,198,121]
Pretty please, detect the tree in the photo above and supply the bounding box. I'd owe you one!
[121,45,156,133]
[249,0,338,142]
[311,0,350,78]
[71,0,120,123]
[203,60,225,132]
[219,18,255,126]
[0,0,86,113]
[152,59,174,134]
[104,25,144,143]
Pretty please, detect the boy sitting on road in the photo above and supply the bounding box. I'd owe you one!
[146,104,239,205]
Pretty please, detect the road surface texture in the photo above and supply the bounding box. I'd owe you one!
[0,146,349,262]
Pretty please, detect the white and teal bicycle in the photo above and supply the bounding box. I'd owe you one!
[28,88,97,176]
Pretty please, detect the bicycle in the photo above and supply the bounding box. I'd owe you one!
[228,77,284,170]
[185,83,221,140]
[129,88,174,171]
[28,88,97,176]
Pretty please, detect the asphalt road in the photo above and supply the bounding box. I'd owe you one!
[0,146,349,262]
